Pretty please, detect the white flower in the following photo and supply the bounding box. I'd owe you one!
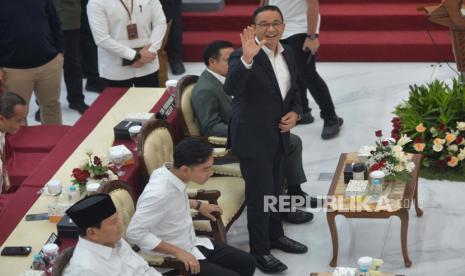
[397,134,412,147]
[393,164,404,172]
[457,122,465,131]
[458,149,465,161]
[392,145,403,153]
[448,144,459,152]
[433,144,444,152]
[406,161,415,172]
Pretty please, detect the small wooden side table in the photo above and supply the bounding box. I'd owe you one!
[326,153,423,267]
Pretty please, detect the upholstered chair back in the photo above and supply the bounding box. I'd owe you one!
[175,75,201,137]
[139,119,174,175]
[100,181,135,239]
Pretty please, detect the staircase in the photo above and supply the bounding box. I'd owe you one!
[181,0,454,62]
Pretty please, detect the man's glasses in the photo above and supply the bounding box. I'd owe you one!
[255,21,283,30]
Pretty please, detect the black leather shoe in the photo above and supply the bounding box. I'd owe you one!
[287,188,321,208]
[35,109,41,122]
[69,102,89,115]
[170,60,186,75]
[85,80,106,93]
[321,116,344,139]
[298,111,315,125]
[283,209,314,224]
[252,254,287,274]
[271,236,308,254]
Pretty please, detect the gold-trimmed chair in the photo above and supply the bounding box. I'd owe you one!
[138,119,245,243]
[174,75,242,177]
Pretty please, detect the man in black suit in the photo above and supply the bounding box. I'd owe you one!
[224,6,308,274]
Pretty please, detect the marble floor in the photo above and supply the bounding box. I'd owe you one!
[27,61,464,275]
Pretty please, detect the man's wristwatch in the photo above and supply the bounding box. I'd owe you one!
[194,200,202,210]
[131,51,141,64]
[307,34,319,40]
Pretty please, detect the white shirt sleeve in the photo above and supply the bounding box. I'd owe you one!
[87,0,137,60]
[147,0,167,53]
[126,191,166,252]
[240,56,253,69]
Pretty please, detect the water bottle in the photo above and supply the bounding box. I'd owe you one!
[68,185,79,204]
[357,256,373,275]
[369,170,385,199]
[165,79,178,95]
[32,253,45,271]
[42,243,59,276]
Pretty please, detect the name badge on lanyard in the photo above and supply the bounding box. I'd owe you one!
[120,0,138,40]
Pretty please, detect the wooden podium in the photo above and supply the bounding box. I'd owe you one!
[419,0,465,80]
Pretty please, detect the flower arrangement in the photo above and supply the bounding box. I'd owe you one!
[71,150,110,193]
[365,130,415,181]
[392,79,465,180]
[395,119,465,170]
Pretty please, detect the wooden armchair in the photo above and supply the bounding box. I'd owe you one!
[174,75,242,177]
[138,119,245,243]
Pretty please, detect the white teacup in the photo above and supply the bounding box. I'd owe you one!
[86,182,101,196]
[47,179,62,195]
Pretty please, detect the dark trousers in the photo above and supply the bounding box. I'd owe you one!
[166,0,183,63]
[287,133,307,187]
[197,241,256,276]
[281,33,336,119]
[102,72,159,88]
[80,0,102,84]
[239,149,286,255]
[63,30,85,105]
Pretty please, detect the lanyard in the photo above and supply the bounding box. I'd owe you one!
[119,0,134,21]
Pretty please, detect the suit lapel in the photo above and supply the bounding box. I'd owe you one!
[204,70,232,105]
[255,50,282,100]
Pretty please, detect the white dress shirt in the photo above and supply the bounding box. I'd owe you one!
[241,40,291,100]
[126,164,214,259]
[87,0,166,80]
[63,237,161,276]
[269,0,321,39]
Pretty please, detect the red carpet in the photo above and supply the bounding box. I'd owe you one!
[182,0,454,62]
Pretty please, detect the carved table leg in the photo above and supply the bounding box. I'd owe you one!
[414,180,423,217]
[327,212,339,267]
[398,209,412,267]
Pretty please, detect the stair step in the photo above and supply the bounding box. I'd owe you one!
[182,30,454,62]
[182,0,224,12]
[183,3,447,32]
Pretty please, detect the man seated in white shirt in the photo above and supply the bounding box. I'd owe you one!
[64,194,161,276]
[127,138,255,276]
[0,92,27,211]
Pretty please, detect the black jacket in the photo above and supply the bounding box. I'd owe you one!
[224,45,302,158]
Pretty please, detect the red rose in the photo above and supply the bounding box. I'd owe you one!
[379,160,386,167]
[370,164,380,172]
[375,130,383,137]
[439,124,446,132]
[446,156,452,162]
[456,136,463,144]
[72,168,90,183]
[391,133,400,141]
[381,141,389,146]
[391,117,401,124]
[93,156,102,166]
[414,137,422,143]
